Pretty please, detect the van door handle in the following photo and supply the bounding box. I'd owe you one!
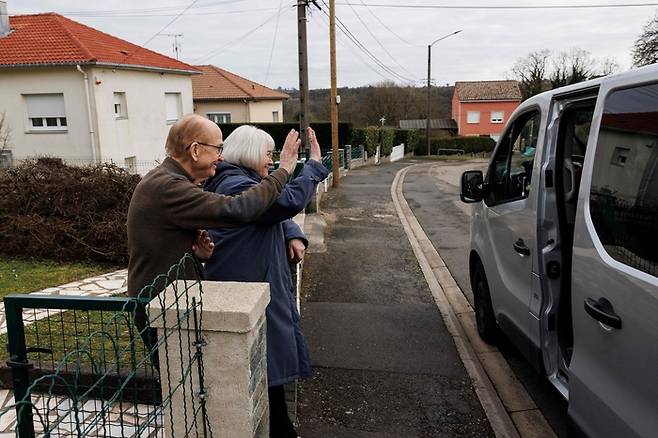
[584,297,622,329]
[513,238,531,256]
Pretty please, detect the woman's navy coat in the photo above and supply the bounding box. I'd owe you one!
[204,159,328,386]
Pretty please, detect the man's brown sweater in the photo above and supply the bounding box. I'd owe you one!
[127,157,289,297]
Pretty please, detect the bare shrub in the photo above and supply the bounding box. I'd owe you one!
[0,158,140,264]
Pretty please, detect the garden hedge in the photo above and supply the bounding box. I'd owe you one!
[412,136,496,155]
[0,158,139,264]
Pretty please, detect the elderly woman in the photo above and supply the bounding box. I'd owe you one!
[204,125,328,437]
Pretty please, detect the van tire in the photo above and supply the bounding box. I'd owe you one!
[472,261,499,344]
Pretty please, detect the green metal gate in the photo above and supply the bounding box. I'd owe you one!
[1,254,213,437]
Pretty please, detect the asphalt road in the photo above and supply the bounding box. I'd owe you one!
[298,161,494,437]
[403,160,570,437]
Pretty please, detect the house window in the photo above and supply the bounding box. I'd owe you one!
[467,111,480,124]
[272,111,280,123]
[490,111,504,124]
[114,92,127,119]
[207,113,231,124]
[124,156,137,173]
[165,92,182,123]
[24,93,67,131]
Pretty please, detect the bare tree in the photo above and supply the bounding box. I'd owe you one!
[599,57,621,77]
[512,50,551,99]
[633,13,658,67]
[550,48,596,87]
[0,112,11,151]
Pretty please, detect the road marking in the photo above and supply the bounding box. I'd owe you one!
[391,164,556,438]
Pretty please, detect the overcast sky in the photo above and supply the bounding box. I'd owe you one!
[8,0,656,89]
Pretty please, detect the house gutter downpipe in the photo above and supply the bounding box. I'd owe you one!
[76,65,98,164]
[0,1,10,37]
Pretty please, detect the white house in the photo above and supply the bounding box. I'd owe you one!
[192,65,288,124]
[0,4,199,172]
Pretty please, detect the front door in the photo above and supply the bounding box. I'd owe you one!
[483,110,542,350]
[569,78,658,437]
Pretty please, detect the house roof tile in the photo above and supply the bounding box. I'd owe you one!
[0,13,198,73]
[192,65,289,101]
[454,80,521,101]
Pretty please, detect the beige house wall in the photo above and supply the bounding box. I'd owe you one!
[0,67,93,160]
[248,100,284,123]
[194,100,285,124]
[194,101,249,123]
[90,67,194,165]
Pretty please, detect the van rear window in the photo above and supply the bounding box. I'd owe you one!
[590,83,658,277]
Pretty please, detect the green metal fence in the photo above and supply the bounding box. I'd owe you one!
[1,254,213,437]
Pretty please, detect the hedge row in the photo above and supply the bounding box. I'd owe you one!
[351,127,421,157]
[215,122,353,154]
[0,158,139,264]
[413,136,496,155]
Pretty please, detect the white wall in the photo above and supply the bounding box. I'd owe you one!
[90,67,194,166]
[0,67,93,160]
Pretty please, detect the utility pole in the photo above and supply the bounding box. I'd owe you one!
[297,1,311,154]
[329,0,340,187]
[163,33,183,60]
[426,44,432,156]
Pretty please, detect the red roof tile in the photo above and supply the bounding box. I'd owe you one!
[0,13,198,73]
[454,80,522,101]
[192,65,289,101]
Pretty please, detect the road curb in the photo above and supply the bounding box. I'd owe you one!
[391,164,556,438]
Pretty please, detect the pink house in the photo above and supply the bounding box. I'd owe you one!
[451,81,522,141]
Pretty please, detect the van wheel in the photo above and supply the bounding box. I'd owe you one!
[472,262,499,344]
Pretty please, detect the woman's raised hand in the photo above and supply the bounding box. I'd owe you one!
[308,127,322,162]
[279,129,301,174]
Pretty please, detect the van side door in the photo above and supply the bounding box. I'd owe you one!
[569,78,658,437]
[482,109,542,351]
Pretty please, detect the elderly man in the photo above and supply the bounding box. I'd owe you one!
[127,114,300,298]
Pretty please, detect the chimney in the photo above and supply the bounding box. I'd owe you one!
[0,1,10,37]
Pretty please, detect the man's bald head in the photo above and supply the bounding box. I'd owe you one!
[165,114,222,157]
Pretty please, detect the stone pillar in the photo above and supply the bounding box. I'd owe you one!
[150,280,270,438]
[345,145,352,169]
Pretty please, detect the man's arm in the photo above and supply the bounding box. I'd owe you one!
[162,168,290,230]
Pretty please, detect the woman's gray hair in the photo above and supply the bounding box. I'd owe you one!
[222,125,275,171]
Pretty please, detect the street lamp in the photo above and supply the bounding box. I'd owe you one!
[427,30,462,156]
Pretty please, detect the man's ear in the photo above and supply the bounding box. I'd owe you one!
[189,142,199,161]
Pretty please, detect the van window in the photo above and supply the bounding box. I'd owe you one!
[590,83,658,277]
[486,111,541,205]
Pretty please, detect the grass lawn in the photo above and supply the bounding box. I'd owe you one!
[0,257,116,300]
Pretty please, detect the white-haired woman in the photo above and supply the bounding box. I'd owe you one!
[204,125,328,437]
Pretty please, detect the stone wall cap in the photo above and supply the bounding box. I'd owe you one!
[149,280,270,333]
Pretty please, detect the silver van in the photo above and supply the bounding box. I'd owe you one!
[460,64,658,437]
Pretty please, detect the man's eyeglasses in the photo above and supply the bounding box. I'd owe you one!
[186,141,224,156]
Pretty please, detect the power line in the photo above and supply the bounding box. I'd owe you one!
[335,2,658,10]
[115,0,201,69]
[344,0,418,78]
[264,0,285,85]
[319,0,419,83]
[313,10,393,83]
[36,8,280,18]
[191,6,292,65]
[357,0,419,47]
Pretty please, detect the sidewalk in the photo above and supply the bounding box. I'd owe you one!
[297,161,494,437]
